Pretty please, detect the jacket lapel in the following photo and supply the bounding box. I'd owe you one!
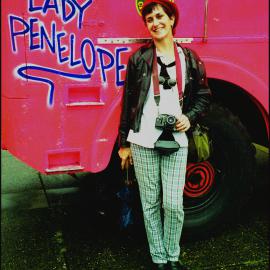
[141,41,154,69]
[176,43,190,88]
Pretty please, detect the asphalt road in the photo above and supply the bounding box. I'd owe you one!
[1,145,269,270]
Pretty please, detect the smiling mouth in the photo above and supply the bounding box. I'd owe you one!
[153,27,164,32]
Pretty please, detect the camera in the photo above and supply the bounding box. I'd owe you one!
[155,114,177,131]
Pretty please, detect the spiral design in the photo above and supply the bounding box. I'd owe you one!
[184,161,215,198]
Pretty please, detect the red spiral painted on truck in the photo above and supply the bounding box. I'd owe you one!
[184,161,215,198]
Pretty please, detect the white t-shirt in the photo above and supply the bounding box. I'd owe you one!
[127,46,188,148]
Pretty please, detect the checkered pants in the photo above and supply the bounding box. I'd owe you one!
[130,143,188,263]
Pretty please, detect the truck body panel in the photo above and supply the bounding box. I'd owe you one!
[2,0,268,173]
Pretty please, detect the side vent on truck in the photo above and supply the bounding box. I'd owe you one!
[65,86,105,107]
[45,150,84,173]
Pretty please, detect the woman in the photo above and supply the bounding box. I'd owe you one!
[118,1,211,269]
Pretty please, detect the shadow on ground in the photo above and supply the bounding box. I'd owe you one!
[1,147,269,270]
[2,175,269,270]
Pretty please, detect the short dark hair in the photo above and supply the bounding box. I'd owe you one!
[142,3,174,23]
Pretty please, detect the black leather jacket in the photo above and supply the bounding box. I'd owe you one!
[119,42,211,147]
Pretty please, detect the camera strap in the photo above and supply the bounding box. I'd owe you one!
[152,43,183,107]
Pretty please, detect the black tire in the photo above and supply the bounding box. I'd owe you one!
[183,104,256,239]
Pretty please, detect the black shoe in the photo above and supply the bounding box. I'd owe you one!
[153,263,168,270]
[168,261,189,270]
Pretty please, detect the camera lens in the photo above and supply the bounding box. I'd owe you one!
[167,115,176,125]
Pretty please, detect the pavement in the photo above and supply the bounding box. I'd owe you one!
[1,145,269,270]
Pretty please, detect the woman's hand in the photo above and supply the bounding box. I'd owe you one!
[118,147,133,170]
[175,114,191,132]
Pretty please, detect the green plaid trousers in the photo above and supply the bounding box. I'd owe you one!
[130,143,188,263]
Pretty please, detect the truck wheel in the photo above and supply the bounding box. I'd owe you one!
[183,104,255,239]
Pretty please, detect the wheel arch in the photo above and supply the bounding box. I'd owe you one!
[204,58,269,146]
[204,57,268,109]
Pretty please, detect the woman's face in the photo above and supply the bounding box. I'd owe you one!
[144,5,175,41]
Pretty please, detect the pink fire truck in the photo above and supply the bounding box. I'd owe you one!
[2,0,268,236]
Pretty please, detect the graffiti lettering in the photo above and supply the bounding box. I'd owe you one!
[97,47,115,83]
[29,0,93,29]
[9,1,130,107]
[10,14,128,79]
[9,15,29,52]
[116,47,129,87]
[70,33,82,67]
[80,38,96,73]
